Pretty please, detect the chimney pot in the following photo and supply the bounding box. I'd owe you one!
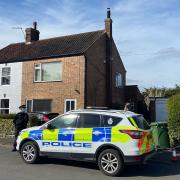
[33,21,37,30]
[107,8,111,18]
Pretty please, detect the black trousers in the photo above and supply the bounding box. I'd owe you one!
[13,127,25,149]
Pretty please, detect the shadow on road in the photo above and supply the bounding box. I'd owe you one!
[37,157,180,177]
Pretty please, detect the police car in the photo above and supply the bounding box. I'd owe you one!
[16,109,155,176]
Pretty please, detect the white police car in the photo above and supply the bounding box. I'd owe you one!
[16,109,155,176]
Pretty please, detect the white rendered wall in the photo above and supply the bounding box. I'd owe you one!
[0,62,22,113]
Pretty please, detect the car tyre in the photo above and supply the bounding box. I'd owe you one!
[98,149,124,176]
[20,141,39,164]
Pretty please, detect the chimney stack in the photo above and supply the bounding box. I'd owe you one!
[25,21,40,43]
[105,8,113,108]
[105,8,113,38]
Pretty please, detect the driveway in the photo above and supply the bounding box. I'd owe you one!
[0,146,179,180]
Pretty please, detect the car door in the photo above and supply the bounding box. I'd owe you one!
[71,113,105,160]
[40,113,78,158]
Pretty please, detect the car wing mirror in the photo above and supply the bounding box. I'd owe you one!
[45,123,54,130]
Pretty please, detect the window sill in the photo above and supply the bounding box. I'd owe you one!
[33,80,63,83]
[1,84,10,86]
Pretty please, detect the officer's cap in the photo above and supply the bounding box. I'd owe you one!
[19,105,26,109]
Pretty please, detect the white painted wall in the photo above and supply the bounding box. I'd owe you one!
[0,62,22,113]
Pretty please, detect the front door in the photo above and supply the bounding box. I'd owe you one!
[41,113,78,158]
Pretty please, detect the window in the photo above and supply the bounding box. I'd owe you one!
[26,99,52,112]
[49,114,78,129]
[1,67,11,85]
[102,115,122,127]
[115,72,122,87]
[77,113,101,128]
[64,99,76,112]
[129,116,150,130]
[34,62,62,82]
[0,99,9,114]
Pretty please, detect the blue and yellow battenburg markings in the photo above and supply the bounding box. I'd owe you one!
[20,126,131,145]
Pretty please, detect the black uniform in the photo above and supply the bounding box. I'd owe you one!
[13,112,29,149]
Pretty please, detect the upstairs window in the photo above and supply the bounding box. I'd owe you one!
[1,67,11,85]
[34,62,62,82]
[115,72,123,87]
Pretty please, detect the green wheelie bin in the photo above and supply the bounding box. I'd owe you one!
[150,122,170,149]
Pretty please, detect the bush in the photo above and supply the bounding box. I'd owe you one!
[167,94,180,147]
[0,119,14,136]
[0,113,39,137]
[0,114,16,119]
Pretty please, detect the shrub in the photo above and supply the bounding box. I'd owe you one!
[167,94,180,147]
[0,119,14,136]
[0,114,16,119]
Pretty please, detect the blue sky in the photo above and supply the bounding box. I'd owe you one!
[0,0,180,89]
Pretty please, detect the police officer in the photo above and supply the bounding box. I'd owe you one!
[12,105,29,152]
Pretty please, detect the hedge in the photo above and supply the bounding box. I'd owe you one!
[167,94,180,147]
[0,114,38,137]
[0,119,14,136]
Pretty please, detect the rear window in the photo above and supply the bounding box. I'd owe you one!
[102,115,122,127]
[129,115,150,130]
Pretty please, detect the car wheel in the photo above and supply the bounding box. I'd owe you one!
[98,149,124,176]
[20,141,39,164]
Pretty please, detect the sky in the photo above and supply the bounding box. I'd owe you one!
[0,0,180,90]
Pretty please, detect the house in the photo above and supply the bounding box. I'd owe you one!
[0,9,127,114]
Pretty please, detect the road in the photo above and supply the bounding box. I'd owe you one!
[0,146,179,180]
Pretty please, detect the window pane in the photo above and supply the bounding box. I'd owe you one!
[2,67,11,76]
[130,116,150,130]
[71,101,75,110]
[27,100,32,113]
[50,114,77,129]
[33,99,52,112]
[42,62,61,81]
[0,109,9,114]
[77,114,101,128]
[1,99,9,108]
[35,69,41,81]
[1,76,10,85]
[103,115,122,127]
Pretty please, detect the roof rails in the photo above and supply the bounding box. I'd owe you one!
[86,106,109,110]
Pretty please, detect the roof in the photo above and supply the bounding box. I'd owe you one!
[0,30,105,63]
[69,109,139,117]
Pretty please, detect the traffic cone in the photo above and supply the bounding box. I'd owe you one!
[171,148,177,162]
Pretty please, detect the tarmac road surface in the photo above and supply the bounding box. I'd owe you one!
[0,146,179,180]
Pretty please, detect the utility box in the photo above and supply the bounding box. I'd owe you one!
[149,97,168,122]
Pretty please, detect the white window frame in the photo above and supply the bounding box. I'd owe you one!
[0,99,10,114]
[1,67,11,86]
[34,62,62,83]
[64,99,77,113]
[26,99,52,112]
[115,72,123,88]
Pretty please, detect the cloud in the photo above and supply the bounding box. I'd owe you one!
[0,0,180,88]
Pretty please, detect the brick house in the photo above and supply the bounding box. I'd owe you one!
[0,9,127,114]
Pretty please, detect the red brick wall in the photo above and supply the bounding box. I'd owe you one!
[21,55,85,113]
[85,33,126,108]
[111,39,126,108]
[85,33,107,107]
